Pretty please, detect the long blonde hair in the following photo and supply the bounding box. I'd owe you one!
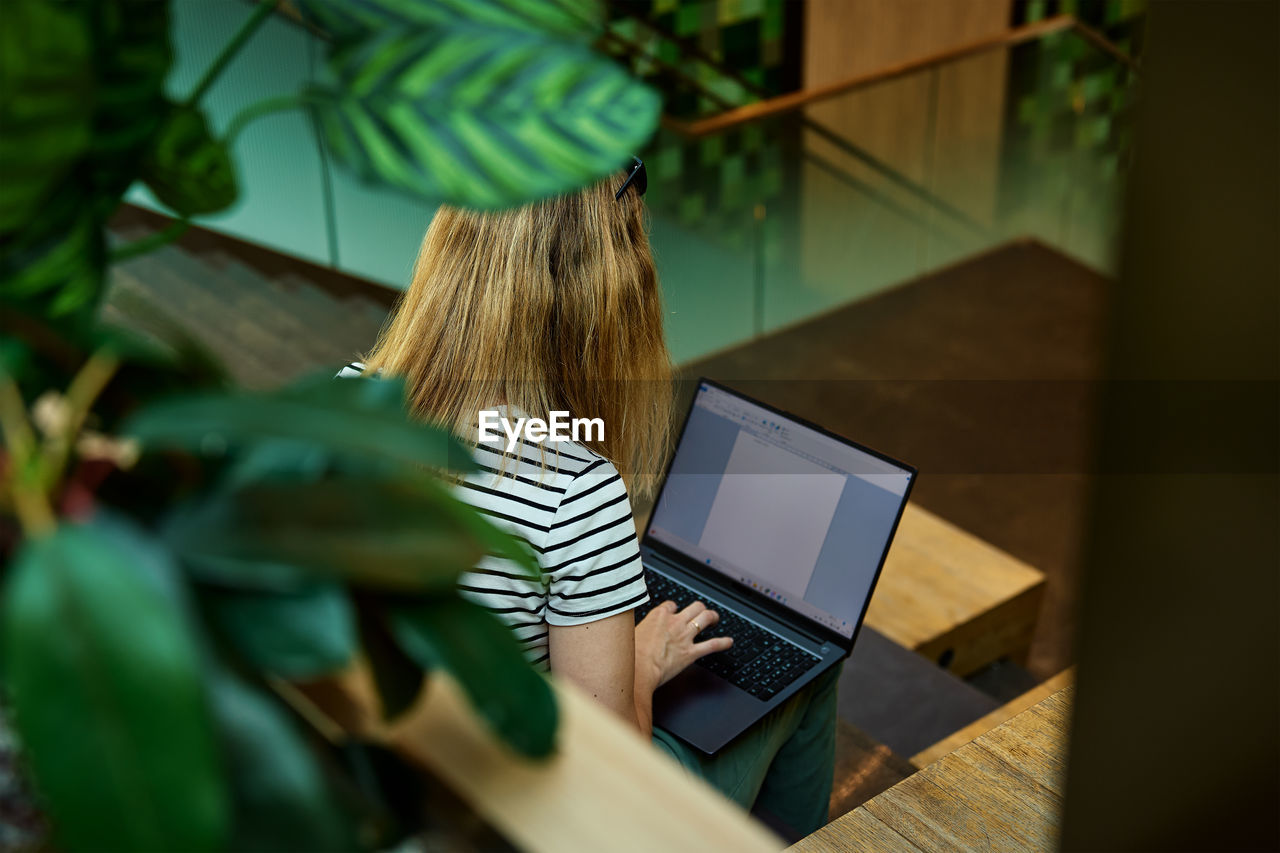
[363,168,673,499]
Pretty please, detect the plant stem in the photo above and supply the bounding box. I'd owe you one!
[224,90,327,146]
[223,93,306,147]
[0,376,55,537]
[41,350,120,494]
[108,217,191,264]
[184,0,280,108]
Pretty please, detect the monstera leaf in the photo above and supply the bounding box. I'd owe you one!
[306,22,660,209]
[293,0,604,45]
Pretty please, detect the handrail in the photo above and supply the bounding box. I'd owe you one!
[605,24,993,238]
[665,14,1139,138]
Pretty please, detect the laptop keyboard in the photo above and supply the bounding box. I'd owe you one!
[635,568,823,701]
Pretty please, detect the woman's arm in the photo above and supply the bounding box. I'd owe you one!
[549,612,642,732]
[550,601,734,739]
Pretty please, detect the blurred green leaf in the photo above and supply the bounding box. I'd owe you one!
[294,0,603,43]
[123,371,478,474]
[207,583,357,679]
[408,470,542,579]
[140,102,238,216]
[0,518,229,852]
[342,742,432,845]
[0,335,31,379]
[0,0,94,235]
[165,476,485,591]
[88,0,174,202]
[224,437,340,488]
[90,508,192,607]
[306,22,660,209]
[0,188,106,320]
[209,670,355,852]
[391,597,557,758]
[356,594,426,721]
[0,0,172,320]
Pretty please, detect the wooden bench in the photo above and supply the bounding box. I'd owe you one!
[866,503,1045,675]
[794,686,1073,852]
[635,501,1045,676]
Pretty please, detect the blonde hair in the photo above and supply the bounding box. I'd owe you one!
[363,169,673,499]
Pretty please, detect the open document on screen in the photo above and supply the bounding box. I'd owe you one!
[698,432,846,601]
[648,384,912,636]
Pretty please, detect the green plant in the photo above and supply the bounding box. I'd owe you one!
[0,0,660,849]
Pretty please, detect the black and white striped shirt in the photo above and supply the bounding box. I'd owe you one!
[336,362,649,670]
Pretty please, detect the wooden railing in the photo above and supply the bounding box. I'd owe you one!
[289,665,785,853]
[663,14,1139,138]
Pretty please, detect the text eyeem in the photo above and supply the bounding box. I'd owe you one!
[478,410,604,453]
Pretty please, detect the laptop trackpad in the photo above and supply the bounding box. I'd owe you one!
[652,664,760,754]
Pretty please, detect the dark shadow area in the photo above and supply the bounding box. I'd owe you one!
[1060,1,1279,849]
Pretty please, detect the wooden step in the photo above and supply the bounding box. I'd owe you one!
[827,719,917,821]
[909,667,1074,768]
[866,502,1046,676]
[796,686,1072,852]
[839,626,999,759]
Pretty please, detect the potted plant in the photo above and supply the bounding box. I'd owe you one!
[0,0,659,849]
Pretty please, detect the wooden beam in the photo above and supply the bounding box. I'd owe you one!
[385,673,785,853]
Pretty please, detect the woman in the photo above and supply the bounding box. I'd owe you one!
[340,160,839,837]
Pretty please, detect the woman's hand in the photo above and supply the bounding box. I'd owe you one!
[634,600,734,691]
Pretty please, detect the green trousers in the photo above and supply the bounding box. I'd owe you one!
[651,661,842,837]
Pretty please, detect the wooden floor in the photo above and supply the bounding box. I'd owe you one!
[105,206,393,389]
[795,686,1073,852]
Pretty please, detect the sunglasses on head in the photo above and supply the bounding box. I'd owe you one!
[615,156,647,200]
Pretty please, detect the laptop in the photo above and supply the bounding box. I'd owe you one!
[635,378,916,755]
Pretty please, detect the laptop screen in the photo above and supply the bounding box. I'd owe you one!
[646,382,913,639]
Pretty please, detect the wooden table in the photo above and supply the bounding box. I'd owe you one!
[793,686,1072,852]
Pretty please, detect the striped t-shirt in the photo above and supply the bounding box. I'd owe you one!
[336,362,649,671]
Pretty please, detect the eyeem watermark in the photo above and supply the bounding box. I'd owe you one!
[479,410,604,452]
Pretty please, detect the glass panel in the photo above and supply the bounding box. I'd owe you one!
[641,26,1137,361]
